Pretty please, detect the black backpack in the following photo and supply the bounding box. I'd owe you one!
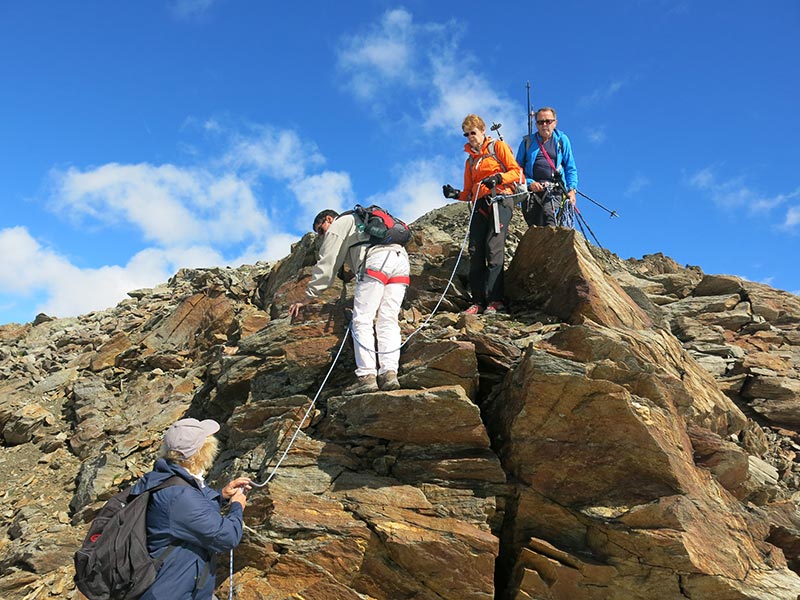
[74,475,190,600]
[351,204,411,246]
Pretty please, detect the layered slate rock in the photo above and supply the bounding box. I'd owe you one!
[1,205,800,599]
[218,384,506,599]
[506,227,653,330]
[486,330,800,599]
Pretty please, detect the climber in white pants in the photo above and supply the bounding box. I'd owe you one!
[352,245,409,382]
[289,209,410,395]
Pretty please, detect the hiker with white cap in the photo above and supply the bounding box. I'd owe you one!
[130,418,251,600]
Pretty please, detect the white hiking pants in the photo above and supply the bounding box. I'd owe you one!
[351,245,410,377]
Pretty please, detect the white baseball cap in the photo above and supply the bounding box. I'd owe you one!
[164,418,220,459]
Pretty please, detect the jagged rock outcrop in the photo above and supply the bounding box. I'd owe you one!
[1,203,800,599]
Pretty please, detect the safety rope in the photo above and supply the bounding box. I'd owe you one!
[228,327,351,599]
[226,189,488,598]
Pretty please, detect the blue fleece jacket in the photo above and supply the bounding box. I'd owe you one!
[515,129,578,192]
[131,458,243,600]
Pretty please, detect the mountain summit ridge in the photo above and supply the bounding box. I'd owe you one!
[2,202,800,599]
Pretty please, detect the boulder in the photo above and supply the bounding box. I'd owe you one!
[507,228,652,329]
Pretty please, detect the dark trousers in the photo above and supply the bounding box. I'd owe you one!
[523,191,557,227]
[468,198,513,306]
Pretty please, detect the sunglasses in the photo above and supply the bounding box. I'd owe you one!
[462,130,480,137]
[536,119,555,125]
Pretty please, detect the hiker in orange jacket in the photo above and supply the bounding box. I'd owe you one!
[442,114,523,315]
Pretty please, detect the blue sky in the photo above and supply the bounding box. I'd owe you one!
[1,1,798,324]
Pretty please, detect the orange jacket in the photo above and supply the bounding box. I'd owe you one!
[458,136,524,202]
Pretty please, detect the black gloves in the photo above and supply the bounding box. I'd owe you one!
[482,174,503,189]
[443,176,500,199]
[442,184,460,199]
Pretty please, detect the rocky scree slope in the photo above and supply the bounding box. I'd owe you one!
[1,202,800,599]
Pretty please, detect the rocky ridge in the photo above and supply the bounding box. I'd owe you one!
[1,202,800,599]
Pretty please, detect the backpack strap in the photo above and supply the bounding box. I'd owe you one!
[469,140,524,190]
[150,475,194,494]
[522,134,533,170]
[468,140,501,171]
[146,475,205,590]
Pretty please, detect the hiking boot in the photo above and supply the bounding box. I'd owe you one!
[464,304,484,315]
[484,301,505,314]
[342,374,379,396]
[378,371,400,391]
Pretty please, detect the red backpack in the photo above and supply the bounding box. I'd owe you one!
[350,204,411,247]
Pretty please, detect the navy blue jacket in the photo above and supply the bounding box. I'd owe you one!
[131,458,243,600]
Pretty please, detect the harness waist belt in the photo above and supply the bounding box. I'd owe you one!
[365,268,410,285]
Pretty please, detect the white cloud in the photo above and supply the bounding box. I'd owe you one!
[689,167,715,189]
[203,118,222,133]
[289,171,355,229]
[337,8,418,99]
[688,168,799,218]
[625,174,650,197]
[0,226,225,319]
[364,156,460,223]
[578,80,625,107]
[6,121,372,322]
[336,9,519,139]
[587,126,607,144]
[424,56,520,139]
[753,191,798,213]
[785,205,800,228]
[223,126,324,181]
[51,163,269,247]
[0,227,74,295]
[233,233,298,266]
[169,0,215,19]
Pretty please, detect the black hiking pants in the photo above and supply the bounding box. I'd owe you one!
[468,197,513,306]
[523,190,557,227]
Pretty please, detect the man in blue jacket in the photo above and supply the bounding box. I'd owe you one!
[515,106,578,228]
[132,418,251,600]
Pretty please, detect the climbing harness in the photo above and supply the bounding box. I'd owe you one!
[528,181,575,229]
[345,179,531,358]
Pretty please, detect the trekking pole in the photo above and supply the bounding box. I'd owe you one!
[490,122,503,141]
[553,171,619,220]
[576,189,619,218]
[526,81,533,141]
[490,186,501,234]
[574,208,606,250]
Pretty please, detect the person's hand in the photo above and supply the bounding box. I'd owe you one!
[528,181,544,193]
[442,184,460,199]
[230,488,247,510]
[568,189,577,206]
[481,174,503,189]
[289,299,310,320]
[222,477,252,500]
